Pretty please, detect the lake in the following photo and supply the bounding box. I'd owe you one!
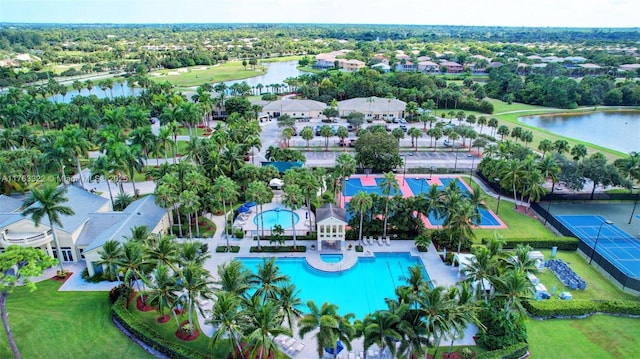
[518,111,640,153]
[50,84,142,103]
[223,61,306,89]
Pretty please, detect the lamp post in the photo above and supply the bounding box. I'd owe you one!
[402,154,407,185]
[628,186,639,224]
[589,219,613,264]
[494,177,501,215]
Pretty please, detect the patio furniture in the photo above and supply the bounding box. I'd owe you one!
[385,236,391,245]
[378,236,383,246]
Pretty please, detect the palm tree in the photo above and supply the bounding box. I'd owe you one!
[350,191,373,247]
[407,127,422,151]
[501,159,526,209]
[215,260,252,297]
[250,258,290,301]
[145,264,180,324]
[277,283,304,332]
[22,185,75,273]
[380,172,399,239]
[462,246,495,302]
[299,301,352,359]
[282,183,304,249]
[208,291,245,357]
[116,240,148,292]
[334,153,357,200]
[491,269,532,319]
[177,262,215,335]
[211,175,240,250]
[246,181,273,246]
[145,235,179,270]
[90,156,116,210]
[363,310,401,358]
[243,296,291,359]
[96,239,123,282]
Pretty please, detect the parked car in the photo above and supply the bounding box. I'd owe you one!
[399,124,408,132]
[392,118,399,123]
[398,118,407,124]
[385,124,392,131]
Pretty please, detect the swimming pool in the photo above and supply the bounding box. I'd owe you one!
[253,208,300,229]
[237,253,429,319]
[320,254,343,263]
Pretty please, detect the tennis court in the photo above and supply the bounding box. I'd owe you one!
[344,177,402,196]
[556,215,640,277]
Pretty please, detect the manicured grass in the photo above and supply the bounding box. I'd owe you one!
[1,280,152,358]
[473,195,554,240]
[129,294,227,357]
[177,126,211,136]
[260,55,303,63]
[531,250,638,302]
[527,315,640,359]
[149,61,266,87]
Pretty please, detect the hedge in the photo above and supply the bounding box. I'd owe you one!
[475,342,529,359]
[481,236,579,250]
[249,245,307,253]
[215,246,240,253]
[111,296,212,359]
[524,299,640,318]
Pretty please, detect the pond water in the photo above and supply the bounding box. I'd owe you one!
[50,84,141,103]
[223,61,306,89]
[518,111,640,153]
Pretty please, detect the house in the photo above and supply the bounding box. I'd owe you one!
[395,61,417,72]
[81,195,170,276]
[339,59,366,72]
[619,64,640,72]
[0,186,169,276]
[262,99,327,119]
[439,61,464,73]
[315,204,347,251]
[337,96,406,121]
[371,63,391,73]
[418,60,439,73]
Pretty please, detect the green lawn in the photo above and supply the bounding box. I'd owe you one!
[527,315,640,359]
[149,61,266,87]
[1,280,152,359]
[473,194,554,240]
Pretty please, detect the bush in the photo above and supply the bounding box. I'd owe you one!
[481,236,579,251]
[475,343,528,359]
[355,245,364,252]
[523,299,640,318]
[215,246,240,253]
[109,284,132,304]
[249,245,307,253]
[81,268,108,283]
[111,296,211,359]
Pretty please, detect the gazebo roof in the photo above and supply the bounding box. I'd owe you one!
[316,204,346,223]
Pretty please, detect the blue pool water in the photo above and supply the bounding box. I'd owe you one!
[237,253,428,319]
[320,254,343,263]
[253,208,299,229]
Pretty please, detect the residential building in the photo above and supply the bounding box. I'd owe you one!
[418,60,439,73]
[315,204,347,251]
[337,96,406,121]
[440,61,464,73]
[262,99,327,119]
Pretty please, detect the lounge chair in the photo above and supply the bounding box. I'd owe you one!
[367,236,373,245]
[385,236,391,246]
[378,236,383,246]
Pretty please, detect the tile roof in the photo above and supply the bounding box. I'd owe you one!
[0,195,23,213]
[316,204,346,223]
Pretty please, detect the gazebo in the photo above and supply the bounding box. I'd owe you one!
[315,204,347,251]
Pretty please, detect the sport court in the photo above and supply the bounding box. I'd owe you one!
[556,214,640,278]
[341,175,506,229]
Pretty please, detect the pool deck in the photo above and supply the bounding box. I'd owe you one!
[49,194,479,358]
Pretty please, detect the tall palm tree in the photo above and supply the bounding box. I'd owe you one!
[363,310,402,358]
[501,159,526,209]
[177,262,215,335]
[22,185,75,273]
[282,183,304,249]
[242,296,291,359]
[115,240,148,292]
[335,153,357,200]
[208,291,245,357]
[250,258,290,301]
[350,191,373,247]
[299,301,354,359]
[145,264,180,325]
[215,260,252,298]
[96,239,123,282]
[145,235,179,270]
[212,175,240,251]
[90,156,116,210]
[246,181,273,246]
[380,172,400,239]
[491,269,532,320]
[277,283,304,332]
[462,246,495,303]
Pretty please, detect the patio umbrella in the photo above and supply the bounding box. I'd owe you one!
[324,341,344,355]
[237,205,250,213]
[245,201,257,207]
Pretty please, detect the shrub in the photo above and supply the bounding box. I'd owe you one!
[109,284,132,304]
[215,246,240,253]
[249,245,307,253]
[81,268,108,283]
[481,236,579,251]
[111,296,211,359]
[475,343,528,359]
[355,245,364,252]
[523,298,640,318]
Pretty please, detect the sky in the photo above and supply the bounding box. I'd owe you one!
[1,0,639,28]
